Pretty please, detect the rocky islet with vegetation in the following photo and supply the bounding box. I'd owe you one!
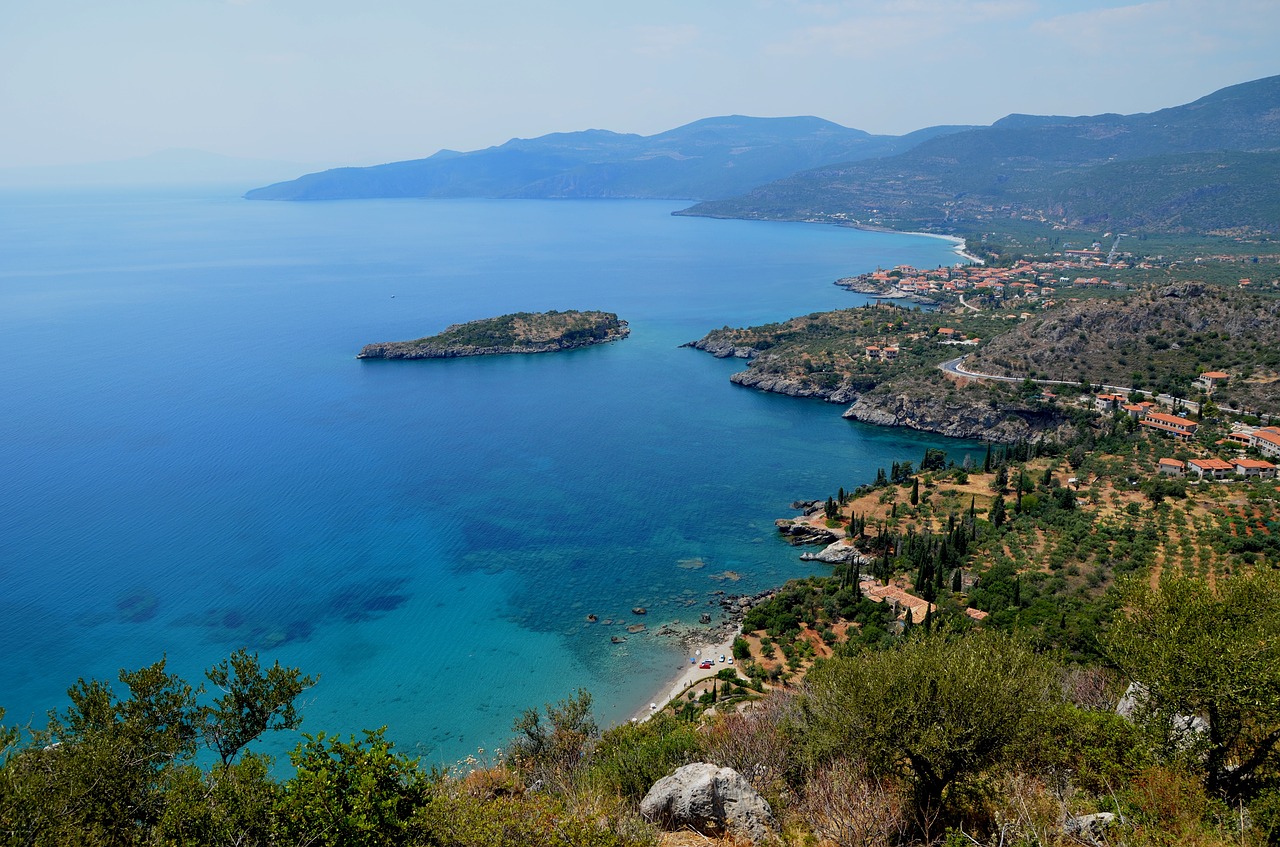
[357,309,629,359]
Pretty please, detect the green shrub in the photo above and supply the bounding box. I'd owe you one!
[585,715,701,804]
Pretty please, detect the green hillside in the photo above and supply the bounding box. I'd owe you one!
[680,75,1280,238]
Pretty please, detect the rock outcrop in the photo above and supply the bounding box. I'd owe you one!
[842,390,1073,443]
[681,337,758,359]
[640,762,777,843]
[800,540,865,564]
[775,519,839,546]
[730,369,862,403]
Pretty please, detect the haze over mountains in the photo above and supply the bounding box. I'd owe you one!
[245,75,1280,238]
[243,117,973,202]
[0,149,324,189]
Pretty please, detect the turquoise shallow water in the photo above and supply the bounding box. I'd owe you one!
[0,191,977,764]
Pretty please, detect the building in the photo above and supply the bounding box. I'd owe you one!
[863,583,935,622]
[1095,393,1126,413]
[1187,458,1236,480]
[1140,412,1199,440]
[1227,431,1254,448]
[1251,427,1280,459]
[1196,371,1230,392]
[1234,458,1277,479]
[1157,458,1185,477]
[864,344,900,363]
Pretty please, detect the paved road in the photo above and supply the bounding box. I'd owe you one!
[939,355,1201,415]
[957,295,981,313]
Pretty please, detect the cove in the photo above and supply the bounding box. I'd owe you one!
[0,192,977,765]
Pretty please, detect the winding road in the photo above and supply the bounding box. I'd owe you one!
[939,355,1201,415]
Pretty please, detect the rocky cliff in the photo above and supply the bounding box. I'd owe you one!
[841,387,1076,443]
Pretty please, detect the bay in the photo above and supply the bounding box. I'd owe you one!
[0,191,976,765]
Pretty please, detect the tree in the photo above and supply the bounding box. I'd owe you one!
[276,728,427,847]
[0,653,315,843]
[989,495,1007,529]
[800,630,1055,832]
[4,658,204,840]
[921,448,947,472]
[510,689,599,787]
[1106,572,1280,804]
[992,465,1009,493]
[204,648,318,767]
[909,478,919,506]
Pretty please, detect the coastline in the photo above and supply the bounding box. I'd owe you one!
[894,229,983,265]
[628,630,741,722]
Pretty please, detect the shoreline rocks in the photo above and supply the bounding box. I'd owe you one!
[842,391,1074,443]
[775,519,839,546]
[800,540,865,564]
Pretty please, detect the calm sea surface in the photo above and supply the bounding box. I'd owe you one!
[0,190,976,764]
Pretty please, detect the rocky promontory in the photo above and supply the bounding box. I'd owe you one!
[358,310,629,359]
[685,306,1076,443]
[841,385,1076,443]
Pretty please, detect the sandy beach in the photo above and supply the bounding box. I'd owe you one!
[901,230,984,265]
[629,630,742,722]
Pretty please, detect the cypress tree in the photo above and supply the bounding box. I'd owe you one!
[910,478,919,506]
[983,443,992,473]
[989,495,1007,529]
[952,567,963,592]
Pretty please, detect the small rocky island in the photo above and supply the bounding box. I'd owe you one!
[357,310,629,359]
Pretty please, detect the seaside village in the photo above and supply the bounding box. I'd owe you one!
[846,251,1138,307]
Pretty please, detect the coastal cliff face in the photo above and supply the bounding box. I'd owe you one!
[728,369,861,404]
[682,336,757,360]
[841,390,1075,443]
[358,310,629,359]
[729,366,1071,442]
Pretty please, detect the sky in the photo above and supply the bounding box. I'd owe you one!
[2,0,1277,169]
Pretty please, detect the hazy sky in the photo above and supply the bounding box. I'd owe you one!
[3,0,1277,168]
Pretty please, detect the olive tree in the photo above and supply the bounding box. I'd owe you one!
[799,630,1056,828]
[1106,571,1280,803]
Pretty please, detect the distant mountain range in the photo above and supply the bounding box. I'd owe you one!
[245,74,1280,238]
[243,117,973,201]
[680,75,1280,237]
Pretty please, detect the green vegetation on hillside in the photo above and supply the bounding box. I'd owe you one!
[693,303,1015,397]
[970,283,1280,412]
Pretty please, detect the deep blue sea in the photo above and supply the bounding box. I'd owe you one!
[0,189,976,765]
